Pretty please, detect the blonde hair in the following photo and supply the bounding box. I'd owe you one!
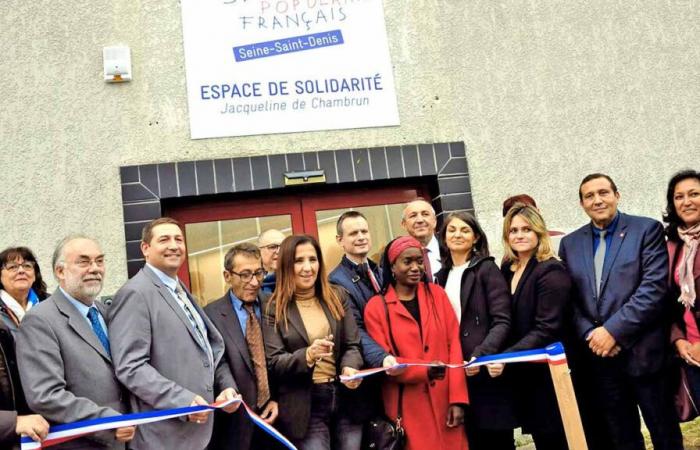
[502,203,556,268]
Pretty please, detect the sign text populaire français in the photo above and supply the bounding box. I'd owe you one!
[180,0,400,139]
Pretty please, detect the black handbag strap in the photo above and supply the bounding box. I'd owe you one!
[380,293,404,424]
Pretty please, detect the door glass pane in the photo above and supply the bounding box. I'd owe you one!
[185,215,293,305]
[316,203,408,271]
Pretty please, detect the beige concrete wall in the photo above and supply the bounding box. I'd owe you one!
[0,1,698,293]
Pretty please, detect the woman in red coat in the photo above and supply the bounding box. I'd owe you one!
[364,236,469,450]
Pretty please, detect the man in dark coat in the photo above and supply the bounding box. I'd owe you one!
[205,243,281,450]
[328,211,398,437]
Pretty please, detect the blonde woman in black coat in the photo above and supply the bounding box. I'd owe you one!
[435,212,516,450]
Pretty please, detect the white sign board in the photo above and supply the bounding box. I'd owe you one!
[180,0,400,139]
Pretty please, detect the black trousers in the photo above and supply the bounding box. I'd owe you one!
[585,356,683,450]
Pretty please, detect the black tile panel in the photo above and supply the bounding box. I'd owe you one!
[127,260,144,278]
[437,176,470,195]
[177,161,196,197]
[303,152,319,171]
[418,144,437,176]
[268,155,287,188]
[139,164,159,197]
[439,193,474,211]
[195,160,215,195]
[335,150,354,183]
[123,201,161,223]
[317,151,337,184]
[251,156,271,190]
[121,183,157,202]
[435,143,451,173]
[158,163,178,199]
[233,158,252,192]
[351,148,370,182]
[214,159,234,193]
[124,221,148,241]
[440,157,468,176]
[286,153,304,172]
[386,146,404,178]
[402,145,419,177]
[449,141,466,158]
[120,166,139,183]
[368,147,388,180]
[125,241,143,261]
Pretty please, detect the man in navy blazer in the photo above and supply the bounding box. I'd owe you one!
[559,174,682,450]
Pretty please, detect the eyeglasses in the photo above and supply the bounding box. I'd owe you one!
[258,243,281,252]
[228,269,266,283]
[2,262,35,273]
[72,257,106,269]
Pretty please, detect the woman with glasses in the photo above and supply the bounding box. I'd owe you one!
[501,204,571,450]
[263,235,363,450]
[0,248,51,447]
[434,212,516,450]
[364,236,468,450]
[0,247,48,333]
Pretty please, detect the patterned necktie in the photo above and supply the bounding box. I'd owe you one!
[175,284,206,347]
[244,303,270,408]
[594,230,607,296]
[87,307,111,355]
[364,262,381,294]
[423,247,433,281]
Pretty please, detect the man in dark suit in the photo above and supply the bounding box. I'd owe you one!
[328,211,399,442]
[16,235,134,449]
[559,174,683,450]
[108,218,240,450]
[204,243,280,450]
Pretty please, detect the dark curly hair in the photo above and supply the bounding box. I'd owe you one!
[663,169,700,242]
[0,247,48,300]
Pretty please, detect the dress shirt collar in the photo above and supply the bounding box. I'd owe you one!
[146,263,179,293]
[228,290,260,311]
[426,234,440,254]
[591,211,620,236]
[59,286,94,316]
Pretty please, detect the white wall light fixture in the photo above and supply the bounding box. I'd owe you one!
[103,46,132,83]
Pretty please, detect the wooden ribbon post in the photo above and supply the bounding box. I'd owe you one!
[547,343,588,450]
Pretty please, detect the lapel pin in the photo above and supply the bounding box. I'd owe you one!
[619,232,625,238]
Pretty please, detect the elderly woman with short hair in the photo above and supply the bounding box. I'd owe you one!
[0,247,48,333]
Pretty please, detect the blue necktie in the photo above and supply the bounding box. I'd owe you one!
[87,307,111,355]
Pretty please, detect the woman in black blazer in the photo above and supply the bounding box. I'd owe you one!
[434,212,516,450]
[501,203,571,450]
[263,235,363,450]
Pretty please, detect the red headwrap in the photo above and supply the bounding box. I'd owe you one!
[387,236,423,264]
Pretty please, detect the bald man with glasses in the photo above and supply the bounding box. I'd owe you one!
[257,229,285,293]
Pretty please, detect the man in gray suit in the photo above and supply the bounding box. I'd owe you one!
[108,217,240,450]
[16,235,135,449]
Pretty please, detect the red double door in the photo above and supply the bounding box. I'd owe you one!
[168,185,424,302]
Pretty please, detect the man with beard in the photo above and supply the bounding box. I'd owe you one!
[16,235,135,449]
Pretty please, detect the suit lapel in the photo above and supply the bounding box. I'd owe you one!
[217,295,254,374]
[600,215,629,294]
[460,269,477,313]
[54,290,111,362]
[580,227,597,296]
[319,301,339,348]
[513,258,537,302]
[142,266,208,352]
[287,302,311,345]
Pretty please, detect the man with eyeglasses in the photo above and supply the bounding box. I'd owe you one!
[257,229,286,294]
[204,243,280,450]
[15,235,135,449]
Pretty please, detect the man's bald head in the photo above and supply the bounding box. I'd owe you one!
[257,229,286,272]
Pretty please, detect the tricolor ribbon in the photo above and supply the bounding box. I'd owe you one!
[21,398,297,450]
[339,342,567,381]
